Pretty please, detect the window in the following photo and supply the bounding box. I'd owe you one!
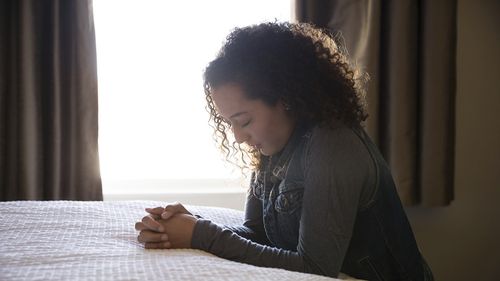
[93,0,291,194]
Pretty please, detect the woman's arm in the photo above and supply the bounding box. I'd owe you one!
[192,218,305,270]
[297,125,374,276]
[191,126,375,277]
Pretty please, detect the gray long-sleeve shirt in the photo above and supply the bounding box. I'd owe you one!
[191,123,376,277]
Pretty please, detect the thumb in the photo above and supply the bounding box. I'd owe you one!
[161,202,189,219]
[145,207,165,217]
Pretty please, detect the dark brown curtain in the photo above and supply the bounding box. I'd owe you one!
[0,0,102,200]
[295,0,456,206]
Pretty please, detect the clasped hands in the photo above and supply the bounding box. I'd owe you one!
[135,202,198,249]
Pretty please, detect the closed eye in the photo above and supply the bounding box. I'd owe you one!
[241,119,252,128]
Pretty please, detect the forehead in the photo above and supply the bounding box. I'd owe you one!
[211,83,253,117]
[212,83,247,102]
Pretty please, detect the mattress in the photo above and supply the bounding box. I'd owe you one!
[0,200,361,280]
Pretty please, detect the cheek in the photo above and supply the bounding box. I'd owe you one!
[256,119,280,143]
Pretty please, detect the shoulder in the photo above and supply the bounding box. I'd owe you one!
[304,121,375,182]
[301,121,377,212]
[307,121,367,157]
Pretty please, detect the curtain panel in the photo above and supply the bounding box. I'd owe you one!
[295,0,456,206]
[0,0,102,200]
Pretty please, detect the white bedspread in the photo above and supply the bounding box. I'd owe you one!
[0,200,360,281]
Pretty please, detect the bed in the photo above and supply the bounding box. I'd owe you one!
[0,200,362,280]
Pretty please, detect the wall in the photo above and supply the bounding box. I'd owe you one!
[406,0,500,280]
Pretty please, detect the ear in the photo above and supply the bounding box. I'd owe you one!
[280,99,291,111]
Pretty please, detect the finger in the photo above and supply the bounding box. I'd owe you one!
[137,230,169,243]
[145,207,165,216]
[135,221,160,231]
[161,202,190,220]
[144,241,171,249]
[161,211,174,220]
[142,215,164,232]
[135,222,147,231]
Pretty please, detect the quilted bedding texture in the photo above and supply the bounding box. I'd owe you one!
[0,200,361,281]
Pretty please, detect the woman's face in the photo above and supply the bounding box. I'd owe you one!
[211,83,295,156]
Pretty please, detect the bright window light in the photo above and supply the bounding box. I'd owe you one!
[93,1,291,186]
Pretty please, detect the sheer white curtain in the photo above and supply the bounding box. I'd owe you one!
[93,0,290,192]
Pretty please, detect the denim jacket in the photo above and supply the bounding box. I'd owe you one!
[191,122,433,280]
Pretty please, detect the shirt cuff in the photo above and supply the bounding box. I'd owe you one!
[191,218,217,250]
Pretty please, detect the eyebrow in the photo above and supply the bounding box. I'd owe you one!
[229,112,248,119]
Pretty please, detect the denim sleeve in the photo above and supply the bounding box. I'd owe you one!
[191,126,374,278]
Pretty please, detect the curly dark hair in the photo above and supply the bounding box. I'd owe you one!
[203,21,368,171]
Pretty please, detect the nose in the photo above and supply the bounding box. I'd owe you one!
[232,126,248,144]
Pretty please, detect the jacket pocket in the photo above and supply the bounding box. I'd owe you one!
[274,180,304,214]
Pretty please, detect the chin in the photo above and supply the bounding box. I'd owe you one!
[260,147,278,156]
[258,147,269,156]
[260,150,271,156]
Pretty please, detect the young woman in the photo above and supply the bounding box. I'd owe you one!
[135,22,433,280]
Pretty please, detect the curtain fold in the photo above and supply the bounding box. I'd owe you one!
[0,0,102,200]
[295,0,456,206]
